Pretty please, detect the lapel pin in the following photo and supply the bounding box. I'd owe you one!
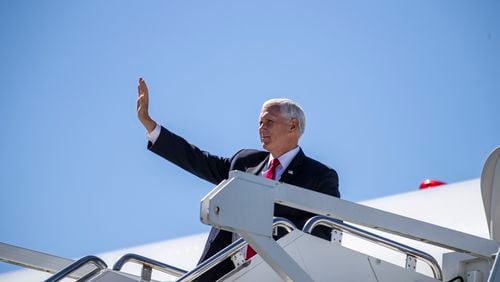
[288,170,294,175]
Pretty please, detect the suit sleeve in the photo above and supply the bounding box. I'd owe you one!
[310,168,340,241]
[148,126,231,185]
[317,169,340,198]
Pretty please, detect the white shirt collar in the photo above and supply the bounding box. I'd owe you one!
[269,146,300,172]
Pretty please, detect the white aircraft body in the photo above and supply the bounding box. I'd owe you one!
[0,148,499,282]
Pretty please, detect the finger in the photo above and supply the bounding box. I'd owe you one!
[137,97,147,115]
[139,80,148,95]
[138,83,146,97]
[137,93,148,108]
[137,94,145,104]
[137,78,149,107]
[143,84,148,98]
[141,85,149,103]
[138,78,143,93]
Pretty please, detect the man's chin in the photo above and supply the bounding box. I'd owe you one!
[261,143,270,151]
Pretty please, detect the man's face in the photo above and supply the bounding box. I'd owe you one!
[259,104,296,155]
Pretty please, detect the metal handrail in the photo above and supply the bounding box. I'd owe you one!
[0,242,96,279]
[303,215,443,280]
[44,255,107,282]
[113,253,187,278]
[176,217,296,282]
[488,247,500,282]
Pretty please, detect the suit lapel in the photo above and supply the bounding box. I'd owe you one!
[279,149,305,183]
[245,154,270,175]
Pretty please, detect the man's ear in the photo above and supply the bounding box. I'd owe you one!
[289,118,299,132]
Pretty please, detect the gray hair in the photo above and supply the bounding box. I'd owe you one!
[262,98,306,137]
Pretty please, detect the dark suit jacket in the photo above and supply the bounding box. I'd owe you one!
[148,126,339,278]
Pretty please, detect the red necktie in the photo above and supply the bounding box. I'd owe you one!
[245,158,281,260]
[264,158,281,180]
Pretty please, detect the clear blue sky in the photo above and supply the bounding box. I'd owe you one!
[1,0,499,273]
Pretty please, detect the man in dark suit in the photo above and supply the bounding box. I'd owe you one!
[136,78,339,280]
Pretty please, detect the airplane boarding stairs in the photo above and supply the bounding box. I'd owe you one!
[1,147,500,281]
[0,217,452,282]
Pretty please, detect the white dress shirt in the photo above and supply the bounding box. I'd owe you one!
[263,146,300,180]
[146,124,162,144]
